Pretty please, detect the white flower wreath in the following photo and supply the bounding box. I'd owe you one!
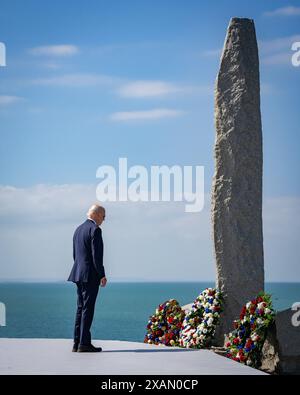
[179,288,223,348]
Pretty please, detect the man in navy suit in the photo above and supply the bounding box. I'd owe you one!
[68,204,107,352]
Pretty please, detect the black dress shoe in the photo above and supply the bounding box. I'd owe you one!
[77,344,102,353]
[72,343,79,352]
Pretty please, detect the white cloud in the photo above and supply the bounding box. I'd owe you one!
[31,72,210,97]
[0,184,299,282]
[263,6,300,17]
[109,108,186,121]
[262,196,300,281]
[259,35,300,66]
[29,45,79,56]
[201,48,221,58]
[0,184,213,281]
[262,52,292,66]
[117,80,181,98]
[202,35,300,67]
[32,73,116,87]
[0,95,23,105]
[259,35,300,54]
[117,80,210,98]
[42,62,62,70]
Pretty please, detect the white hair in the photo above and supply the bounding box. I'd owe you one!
[87,204,104,217]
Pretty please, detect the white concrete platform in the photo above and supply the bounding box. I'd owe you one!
[0,338,267,375]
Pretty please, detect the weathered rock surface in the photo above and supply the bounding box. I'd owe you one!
[260,309,300,375]
[260,322,280,374]
[212,17,264,343]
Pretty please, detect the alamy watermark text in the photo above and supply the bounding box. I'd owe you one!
[96,158,204,213]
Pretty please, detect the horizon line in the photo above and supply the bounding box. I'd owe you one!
[0,279,299,284]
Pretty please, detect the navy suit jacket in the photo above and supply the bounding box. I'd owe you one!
[68,219,105,283]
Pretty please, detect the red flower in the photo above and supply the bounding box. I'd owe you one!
[245,340,252,348]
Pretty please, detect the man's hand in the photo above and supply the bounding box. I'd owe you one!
[100,276,107,287]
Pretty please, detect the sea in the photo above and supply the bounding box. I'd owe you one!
[0,282,299,343]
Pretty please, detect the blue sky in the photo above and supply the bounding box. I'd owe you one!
[0,0,299,281]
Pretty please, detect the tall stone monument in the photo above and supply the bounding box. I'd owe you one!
[212,18,264,343]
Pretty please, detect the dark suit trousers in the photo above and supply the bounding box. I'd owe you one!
[74,281,99,346]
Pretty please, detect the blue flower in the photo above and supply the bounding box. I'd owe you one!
[205,308,211,313]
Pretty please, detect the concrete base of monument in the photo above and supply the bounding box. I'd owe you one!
[0,338,267,375]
